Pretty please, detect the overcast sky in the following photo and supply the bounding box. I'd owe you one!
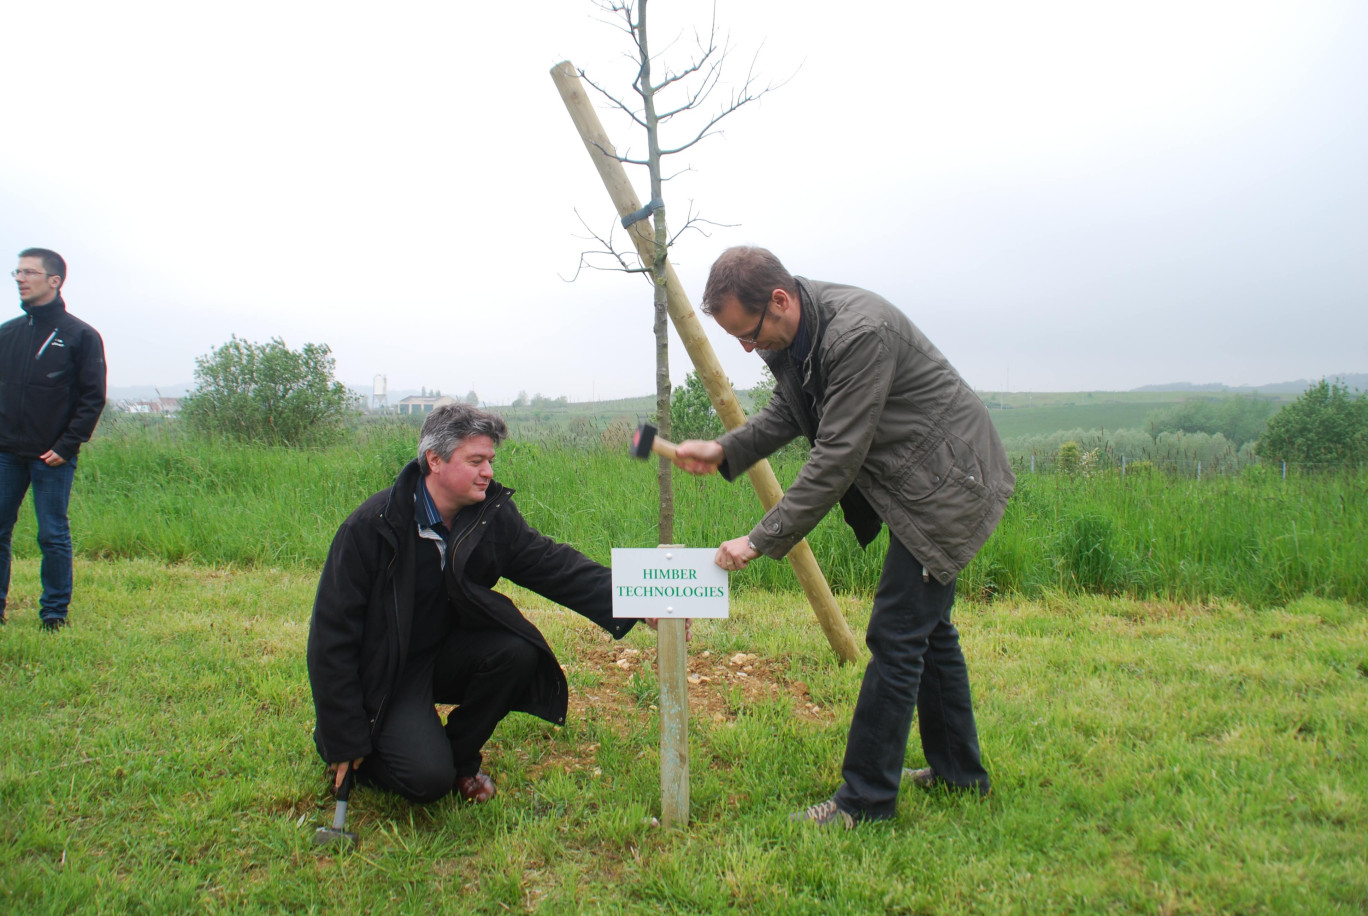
[4,0,1365,402]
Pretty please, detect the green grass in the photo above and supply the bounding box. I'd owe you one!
[1,560,1364,913]
[24,427,1364,607]
[978,390,1295,440]
[986,401,1166,440]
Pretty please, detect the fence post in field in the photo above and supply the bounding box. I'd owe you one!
[1283,461,1287,480]
[551,60,861,665]
[1197,461,1202,481]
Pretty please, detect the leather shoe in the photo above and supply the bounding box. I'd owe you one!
[455,770,496,804]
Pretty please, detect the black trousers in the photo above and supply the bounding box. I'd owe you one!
[361,626,540,803]
[833,533,989,819]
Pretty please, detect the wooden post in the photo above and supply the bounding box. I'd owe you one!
[551,60,861,665]
[656,546,689,825]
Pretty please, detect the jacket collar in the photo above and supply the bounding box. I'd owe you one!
[22,293,65,321]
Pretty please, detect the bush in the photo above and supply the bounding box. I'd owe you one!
[1256,378,1368,469]
[180,336,353,446]
[1058,441,1082,475]
[670,371,725,441]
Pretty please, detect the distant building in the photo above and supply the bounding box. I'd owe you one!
[397,395,457,416]
[121,397,181,416]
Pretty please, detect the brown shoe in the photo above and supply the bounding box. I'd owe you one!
[455,770,496,804]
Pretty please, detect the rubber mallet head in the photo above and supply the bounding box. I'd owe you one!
[630,423,678,461]
[313,767,358,850]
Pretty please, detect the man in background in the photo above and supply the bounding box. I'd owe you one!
[675,246,1014,828]
[1,248,107,631]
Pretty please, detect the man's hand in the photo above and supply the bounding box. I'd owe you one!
[672,439,724,476]
[643,618,692,641]
[39,450,66,467]
[715,536,760,572]
[331,757,364,791]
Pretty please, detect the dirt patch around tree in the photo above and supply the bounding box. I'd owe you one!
[438,645,835,778]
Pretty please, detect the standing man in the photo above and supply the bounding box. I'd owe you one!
[675,246,1014,828]
[1,249,106,631]
[308,404,651,806]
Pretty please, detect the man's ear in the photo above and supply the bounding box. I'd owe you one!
[772,288,797,313]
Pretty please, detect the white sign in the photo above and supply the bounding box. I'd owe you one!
[611,548,730,619]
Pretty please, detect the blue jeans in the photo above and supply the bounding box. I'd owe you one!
[833,533,989,820]
[0,452,79,621]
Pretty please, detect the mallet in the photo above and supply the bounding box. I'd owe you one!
[629,423,678,461]
[313,767,358,850]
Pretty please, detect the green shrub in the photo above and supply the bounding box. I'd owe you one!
[180,336,353,446]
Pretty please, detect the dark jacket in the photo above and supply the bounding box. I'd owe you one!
[717,277,1015,585]
[0,295,107,460]
[306,459,634,764]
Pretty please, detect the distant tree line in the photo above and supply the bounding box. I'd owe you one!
[1012,379,1367,473]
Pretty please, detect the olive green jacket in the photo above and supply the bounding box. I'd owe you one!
[717,278,1014,585]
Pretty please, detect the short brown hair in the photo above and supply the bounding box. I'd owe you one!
[701,246,796,317]
[18,248,66,287]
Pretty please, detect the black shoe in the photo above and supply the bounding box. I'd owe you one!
[40,618,67,632]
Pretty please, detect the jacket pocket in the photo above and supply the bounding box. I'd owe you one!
[23,383,69,447]
[905,437,994,560]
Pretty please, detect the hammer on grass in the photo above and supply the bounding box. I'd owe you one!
[313,767,358,850]
[629,422,678,462]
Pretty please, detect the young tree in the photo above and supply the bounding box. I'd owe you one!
[1256,378,1368,469]
[570,0,779,544]
[181,336,352,446]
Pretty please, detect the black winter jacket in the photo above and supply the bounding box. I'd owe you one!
[0,295,107,459]
[306,460,635,764]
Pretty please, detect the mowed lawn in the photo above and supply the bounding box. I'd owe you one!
[1,557,1364,914]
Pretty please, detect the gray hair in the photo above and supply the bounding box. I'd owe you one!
[417,404,509,473]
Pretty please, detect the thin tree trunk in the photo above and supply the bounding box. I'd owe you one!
[638,0,674,544]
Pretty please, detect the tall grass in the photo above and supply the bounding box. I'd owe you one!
[15,423,1363,606]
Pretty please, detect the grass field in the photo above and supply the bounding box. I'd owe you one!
[0,560,1363,914]
[1,423,1363,913]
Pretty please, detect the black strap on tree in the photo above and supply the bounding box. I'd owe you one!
[621,197,664,229]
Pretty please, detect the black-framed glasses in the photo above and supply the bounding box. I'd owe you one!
[11,269,48,280]
[736,306,768,345]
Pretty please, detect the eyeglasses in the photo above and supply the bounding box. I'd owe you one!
[736,306,768,346]
[11,269,49,280]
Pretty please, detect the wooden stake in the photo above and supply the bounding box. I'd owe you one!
[550,60,861,665]
[658,613,688,827]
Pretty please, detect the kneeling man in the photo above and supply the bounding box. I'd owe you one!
[307,404,643,804]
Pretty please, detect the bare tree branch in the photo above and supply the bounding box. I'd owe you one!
[559,209,651,283]
[667,199,736,247]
